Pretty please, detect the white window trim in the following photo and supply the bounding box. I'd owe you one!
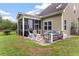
[44,21,52,31]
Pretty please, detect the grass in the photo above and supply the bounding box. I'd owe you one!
[0,32,28,56]
[0,32,79,56]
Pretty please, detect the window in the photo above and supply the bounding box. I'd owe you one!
[35,25,38,30]
[44,21,52,30]
[44,26,47,30]
[48,21,51,25]
[35,20,38,23]
[34,20,41,30]
[64,20,67,30]
[64,20,66,24]
[44,22,47,25]
[44,22,47,30]
[48,21,52,30]
[48,26,52,30]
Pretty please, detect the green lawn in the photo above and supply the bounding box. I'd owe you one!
[0,32,79,56]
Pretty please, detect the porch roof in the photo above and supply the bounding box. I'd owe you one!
[17,10,63,20]
[17,13,41,20]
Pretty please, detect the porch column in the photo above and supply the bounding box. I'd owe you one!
[22,17,24,36]
[17,19,19,35]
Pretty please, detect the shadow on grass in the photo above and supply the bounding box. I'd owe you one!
[0,32,16,36]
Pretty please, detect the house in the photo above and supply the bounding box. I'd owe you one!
[17,3,79,41]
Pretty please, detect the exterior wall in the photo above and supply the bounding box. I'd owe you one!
[63,3,79,37]
[52,15,62,31]
[42,14,62,34]
[74,4,79,34]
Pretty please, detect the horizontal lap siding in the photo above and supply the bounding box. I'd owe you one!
[63,3,79,36]
[42,15,62,33]
[53,15,61,31]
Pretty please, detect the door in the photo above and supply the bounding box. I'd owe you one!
[34,20,41,34]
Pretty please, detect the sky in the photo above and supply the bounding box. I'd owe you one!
[0,3,51,22]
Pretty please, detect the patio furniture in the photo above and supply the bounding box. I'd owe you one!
[43,31,63,42]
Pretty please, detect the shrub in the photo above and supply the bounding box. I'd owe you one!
[3,30,11,35]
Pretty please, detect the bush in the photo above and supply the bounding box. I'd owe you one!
[3,30,11,35]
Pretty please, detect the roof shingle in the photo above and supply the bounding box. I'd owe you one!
[39,3,68,16]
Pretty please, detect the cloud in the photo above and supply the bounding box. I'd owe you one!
[26,3,51,15]
[0,9,11,15]
[27,9,42,15]
[35,3,51,9]
[2,16,15,22]
[0,9,16,22]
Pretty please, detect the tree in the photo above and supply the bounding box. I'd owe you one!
[0,17,16,31]
[11,23,17,30]
[0,15,3,30]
